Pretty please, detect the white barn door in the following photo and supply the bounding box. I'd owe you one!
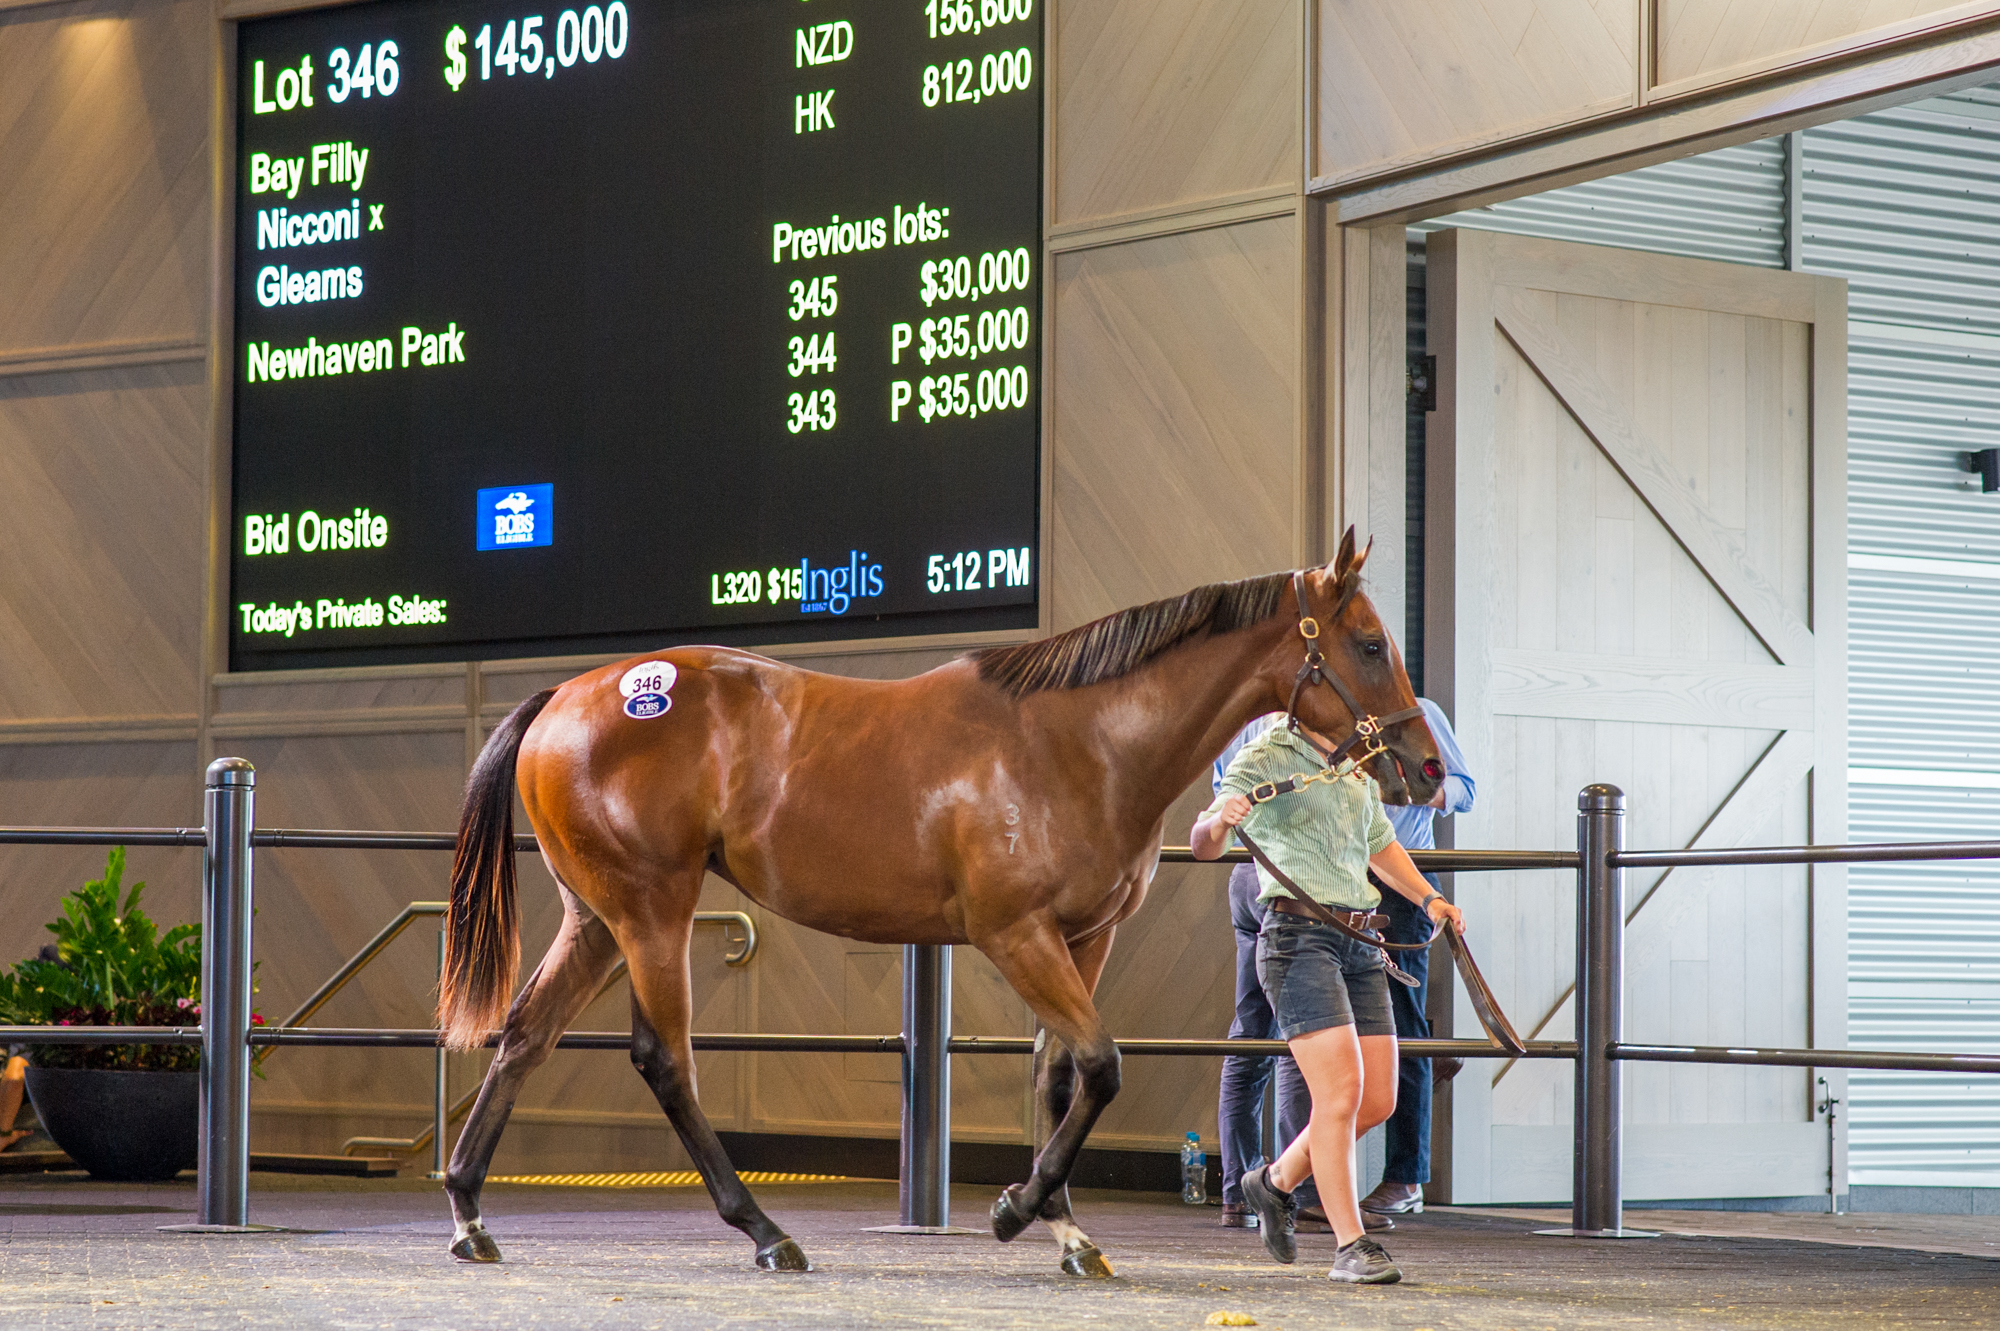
[1425,229,1848,1203]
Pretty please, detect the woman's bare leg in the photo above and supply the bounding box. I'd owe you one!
[1268,1030,1398,1245]
[1353,1032,1399,1135]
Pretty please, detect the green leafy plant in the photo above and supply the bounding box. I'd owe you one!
[0,848,206,1071]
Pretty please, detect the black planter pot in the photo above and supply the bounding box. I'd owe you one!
[23,1066,199,1182]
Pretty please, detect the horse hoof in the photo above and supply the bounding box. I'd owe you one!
[990,1186,1033,1243]
[755,1238,813,1272]
[1061,1244,1115,1278]
[450,1229,502,1263]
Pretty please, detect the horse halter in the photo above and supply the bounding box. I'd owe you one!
[1236,575,1437,974]
[1280,569,1429,773]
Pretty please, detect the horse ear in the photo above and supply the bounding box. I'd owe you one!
[1351,534,1373,576]
[1331,526,1357,577]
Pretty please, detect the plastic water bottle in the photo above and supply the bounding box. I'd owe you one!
[1180,1131,1207,1205]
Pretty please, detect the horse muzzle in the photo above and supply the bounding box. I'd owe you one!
[1381,748,1443,807]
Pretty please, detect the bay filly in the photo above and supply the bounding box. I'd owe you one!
[437,531,1440,1273]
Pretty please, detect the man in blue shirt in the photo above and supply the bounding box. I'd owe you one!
[1361,697,1475,1218]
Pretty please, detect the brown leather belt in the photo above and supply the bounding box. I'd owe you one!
[1267,897,1388,932]
[1237,825,1528,1056]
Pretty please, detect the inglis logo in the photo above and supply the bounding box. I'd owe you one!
[801,551,884,616]
[476,484,553,550]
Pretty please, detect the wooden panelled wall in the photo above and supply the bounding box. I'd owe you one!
[0,0,1319,1174]
[5,0,1999,1181]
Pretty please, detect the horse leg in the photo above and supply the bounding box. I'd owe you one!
[624,931,812,1272]
[444,885,619,1261]
[1030,930,1116,1277]
[1028,1039,1111,1276]
[979,923,1121,1267]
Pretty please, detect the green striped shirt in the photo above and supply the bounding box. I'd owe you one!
[1204,725,1396,911]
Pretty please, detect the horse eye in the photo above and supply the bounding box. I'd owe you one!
[1362,640,1383,658]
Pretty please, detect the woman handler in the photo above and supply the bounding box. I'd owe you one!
[1191,720,1464,1285]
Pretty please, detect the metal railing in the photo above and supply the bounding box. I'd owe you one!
[1568,786,2000,1236]
[320,908,758,1163]
[6,761,2000,1237]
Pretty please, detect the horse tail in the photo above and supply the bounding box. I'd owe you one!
[439,687,556,1052]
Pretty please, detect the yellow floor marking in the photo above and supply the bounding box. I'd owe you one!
[487,1170,855,1188]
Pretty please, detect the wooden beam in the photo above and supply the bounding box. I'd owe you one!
[0,338,206,379]
[0,715,202,746]
[1491,649,1815,731]
[1326,28,2000,223]
[1047,184,1298,255]
[206,705,471,740]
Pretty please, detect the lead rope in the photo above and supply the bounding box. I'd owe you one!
[1234,822,1431,986]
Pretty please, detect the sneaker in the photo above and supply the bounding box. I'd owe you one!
[1240,1164,1297,1264]
[1327,1235,1402,1284]
[1219,1203,1258,1229]
[1359,1180,1424,1215]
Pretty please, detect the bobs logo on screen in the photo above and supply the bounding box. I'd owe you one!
[476,484,553,550]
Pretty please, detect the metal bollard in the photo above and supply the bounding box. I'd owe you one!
[1569,783,1648,1238]
[901,943,951,1227]
[198,758,257,1228]
[866,944,975,1235]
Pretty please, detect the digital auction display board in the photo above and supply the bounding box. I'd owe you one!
[231,0,1042,670]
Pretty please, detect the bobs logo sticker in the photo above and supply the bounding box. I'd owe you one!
[618,660,677,720]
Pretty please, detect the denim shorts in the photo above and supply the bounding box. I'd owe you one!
[1255,915,1396,1041]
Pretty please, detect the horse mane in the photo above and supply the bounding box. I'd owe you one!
[973,570,1295,698]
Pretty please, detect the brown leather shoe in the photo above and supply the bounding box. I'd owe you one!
[1220,1203,1258,1228]
[1296,1205,1343,1233]
[1360,1180,1424,1215]
[1296,1205,1392,1233]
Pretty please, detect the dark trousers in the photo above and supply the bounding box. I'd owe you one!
[1217,863,1316,1206]
[1376,873,1438,1186]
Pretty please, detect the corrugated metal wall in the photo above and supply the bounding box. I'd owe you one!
[1846,749,2000,1187]
[1414,139,1790,267]
[1405,88,2000,1192]
[1802,88,2000,338]
[1801,87,2000,1189]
